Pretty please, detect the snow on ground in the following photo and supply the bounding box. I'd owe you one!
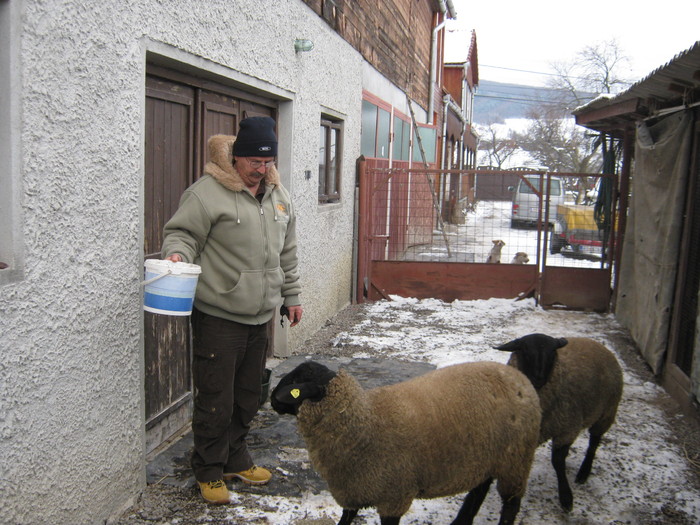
[323,298,699,524]
[215,297,699,524]
[125,198,698,524]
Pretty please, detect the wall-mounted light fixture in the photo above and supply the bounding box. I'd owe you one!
[294,39,314,53]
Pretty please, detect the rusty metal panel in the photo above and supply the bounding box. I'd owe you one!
[369,261,538,302]
[540,266,611,312]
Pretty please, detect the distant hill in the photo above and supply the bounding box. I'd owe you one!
[473,80,596,124]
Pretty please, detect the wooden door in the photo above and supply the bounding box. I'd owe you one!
[144,71,277,453]
[144,76,195,453]
[196,90,239,179]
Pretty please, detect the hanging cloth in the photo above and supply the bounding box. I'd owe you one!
[616,111,693,374]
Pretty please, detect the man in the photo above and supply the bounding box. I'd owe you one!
[162,116,303,504]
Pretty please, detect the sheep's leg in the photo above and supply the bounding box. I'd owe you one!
[551,444,573,512]
[450,477,493,524]
[575,433,602,484]
[337,508,358,525]
[497,495,522,525]
[378,517,401,525]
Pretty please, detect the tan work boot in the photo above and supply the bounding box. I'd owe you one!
[197,479,230,504]
[223,465,272,485]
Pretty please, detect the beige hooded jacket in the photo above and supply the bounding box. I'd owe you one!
[162,135,301,325]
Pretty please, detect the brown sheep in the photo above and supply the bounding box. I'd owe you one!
[496,334,623,512]
[271,360,541,525]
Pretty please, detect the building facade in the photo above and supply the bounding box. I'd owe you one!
[0,0,458,522]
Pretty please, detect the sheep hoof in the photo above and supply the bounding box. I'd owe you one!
[575,472,589,484]
[559,492,573,513]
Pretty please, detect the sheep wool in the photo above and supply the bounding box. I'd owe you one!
[497,334,623,512]
[272,360,542,525]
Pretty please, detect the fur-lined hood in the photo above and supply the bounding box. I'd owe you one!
[204,134,281,192]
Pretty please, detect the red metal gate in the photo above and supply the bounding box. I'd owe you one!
[356,160,618,312]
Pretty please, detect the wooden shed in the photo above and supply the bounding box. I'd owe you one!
[574,41,700,414]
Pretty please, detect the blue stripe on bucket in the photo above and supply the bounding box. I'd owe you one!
[144,292,195,313]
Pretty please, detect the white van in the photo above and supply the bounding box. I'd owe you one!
[510,175,565,228]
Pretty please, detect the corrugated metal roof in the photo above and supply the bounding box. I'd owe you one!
[574,41,700,132]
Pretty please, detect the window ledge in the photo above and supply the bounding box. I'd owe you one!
[317,201,343,212]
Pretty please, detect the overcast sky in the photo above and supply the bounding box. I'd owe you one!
[445,0,699,87]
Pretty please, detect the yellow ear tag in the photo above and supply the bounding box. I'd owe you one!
[291,388,301,399]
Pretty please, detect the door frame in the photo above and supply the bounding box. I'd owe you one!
[143,64,279,453]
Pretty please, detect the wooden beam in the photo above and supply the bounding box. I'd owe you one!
[574,98,643,128]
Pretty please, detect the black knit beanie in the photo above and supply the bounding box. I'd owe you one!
[232,116,278,157]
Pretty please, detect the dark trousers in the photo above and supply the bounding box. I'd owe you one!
[190,308,268,482]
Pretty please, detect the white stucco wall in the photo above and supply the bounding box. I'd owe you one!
[0,1,361,523]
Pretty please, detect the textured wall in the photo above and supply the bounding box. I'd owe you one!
[0,0,361,522]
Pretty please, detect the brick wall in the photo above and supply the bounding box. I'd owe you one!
[302,0,437,111]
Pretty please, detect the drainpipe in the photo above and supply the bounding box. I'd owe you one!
[441,96,449,171]
[441,94,467,170]
[428,0,448,124]
[461,61,471,169]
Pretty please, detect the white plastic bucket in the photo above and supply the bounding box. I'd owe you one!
[143,259,202,316]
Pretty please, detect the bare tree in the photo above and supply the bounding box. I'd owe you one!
[514,106,602,173]
[512,106,601,201]
[512,39,632,198]
[476,123,520,169]
[548,39,632,110]
[577,39,632,94]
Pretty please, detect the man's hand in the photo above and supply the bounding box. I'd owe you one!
[165,254,182,263]
[285,305,303,327]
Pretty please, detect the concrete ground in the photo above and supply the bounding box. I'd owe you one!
[117,302,700,525]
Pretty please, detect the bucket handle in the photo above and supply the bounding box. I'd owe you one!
[142,269,172,287]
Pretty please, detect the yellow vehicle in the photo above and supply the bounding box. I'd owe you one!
[549,203,610,257]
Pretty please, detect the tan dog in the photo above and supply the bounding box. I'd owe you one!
[486,240,505,263]
[511,252,529,264]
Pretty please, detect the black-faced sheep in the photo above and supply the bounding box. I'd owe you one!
[495,333,623,512]
[271,360,541,525]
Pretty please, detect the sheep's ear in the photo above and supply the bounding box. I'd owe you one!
[272,382,325,410]
[494,339,519,352]
[555,337,569,348]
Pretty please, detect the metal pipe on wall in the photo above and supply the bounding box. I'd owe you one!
[428,0,448,124]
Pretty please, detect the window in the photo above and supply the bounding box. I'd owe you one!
[375,108,390,159]
[361,100,377,157]
[520,176,562,196]
[412,126,437,164]
[392,116,410,161]
[360,99,391,159]
[319,116,343,204]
